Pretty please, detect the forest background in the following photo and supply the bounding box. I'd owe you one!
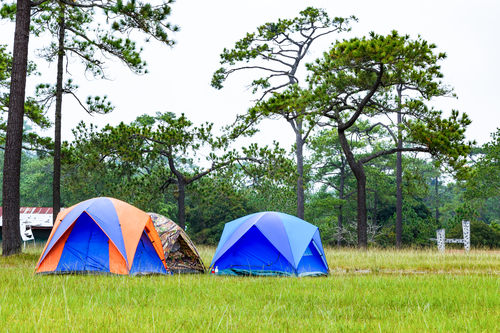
[1,0,500,249]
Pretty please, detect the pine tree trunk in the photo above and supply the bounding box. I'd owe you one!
[2,0,31,256]
[53,9,65,223]
[295,120,304,219]
[337,162,345,248]
[338,129,367,248]
[337,207,343,248]
[435,176,439,223]
[356,172,368,247]
[396,148,402,248]
[396,85,403,249]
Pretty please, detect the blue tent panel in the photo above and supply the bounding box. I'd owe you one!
[214,226,296,276]
[211,213,264,265]
[254,213,294,267]
[213,213,257,255]
[39,197,128,267]
[281,214,318,267]
[85,198,128,264]
[39,198,99,265]
[55,212,110,273]
[312,229,329,269]
[129,231,167,275]
[296,240,329,277]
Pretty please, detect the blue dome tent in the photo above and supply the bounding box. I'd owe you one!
[210,212,329,277]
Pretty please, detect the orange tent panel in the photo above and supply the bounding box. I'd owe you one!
[36,223,75,273]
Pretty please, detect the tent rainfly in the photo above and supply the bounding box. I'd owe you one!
[210,212,329,277]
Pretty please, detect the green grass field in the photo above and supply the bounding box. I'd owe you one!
[1,245,499,332]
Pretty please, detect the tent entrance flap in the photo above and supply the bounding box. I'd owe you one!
[130,231,168,275]
[55,212,110,273]
[296,240,328,276]
[167,237,204,273]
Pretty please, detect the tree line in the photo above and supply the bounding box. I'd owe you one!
[4,122,500,248]
[2,6,499,255]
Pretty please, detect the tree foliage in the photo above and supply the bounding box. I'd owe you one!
[0,45,52,151]
[298,31,473,247]
[67,112,292,229]
[212,7,355,96]
[466,129,500,200]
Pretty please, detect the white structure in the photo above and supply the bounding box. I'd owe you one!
[0,207,55,228]
[0,207,56,246]
[20,222,34,248]
[431,220,470,252]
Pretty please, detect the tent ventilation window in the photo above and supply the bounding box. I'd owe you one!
[303,245,313,256]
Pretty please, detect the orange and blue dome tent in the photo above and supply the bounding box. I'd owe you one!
[35,197,168,275]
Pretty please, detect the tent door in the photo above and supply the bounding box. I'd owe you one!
[55,212,110,273]
[296,240,328,276]
[129,231,167,275]
[167,237,204,273]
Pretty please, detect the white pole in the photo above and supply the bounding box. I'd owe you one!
[462,220,470,252]
[437,229,445,252]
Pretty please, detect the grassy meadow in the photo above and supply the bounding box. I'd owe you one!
[0,245,499,332]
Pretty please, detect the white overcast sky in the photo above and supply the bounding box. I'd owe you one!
[0,0,499,151]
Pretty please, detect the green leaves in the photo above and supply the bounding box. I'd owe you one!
[304,31,472,172]
[108,0,179,45]
[34,79,115,116]
[86,95,114,114]
[465,128,500,201]
[406,109,473,176]
[211,7,355,97]
[5,0,178,78]
[211,67,226,90]
[308,31,453,101]
[0,2,16,21]
[0,45,51,151]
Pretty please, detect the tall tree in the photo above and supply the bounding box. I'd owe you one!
[308,127,355,247]
[395,84,403,248]
[1,13,51,255]
[1,0,31,255]
[0,0,178,255]
[211,7,355,219]
[4,0,179,222]
[303,31,473,247]
[308,121,395,246]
